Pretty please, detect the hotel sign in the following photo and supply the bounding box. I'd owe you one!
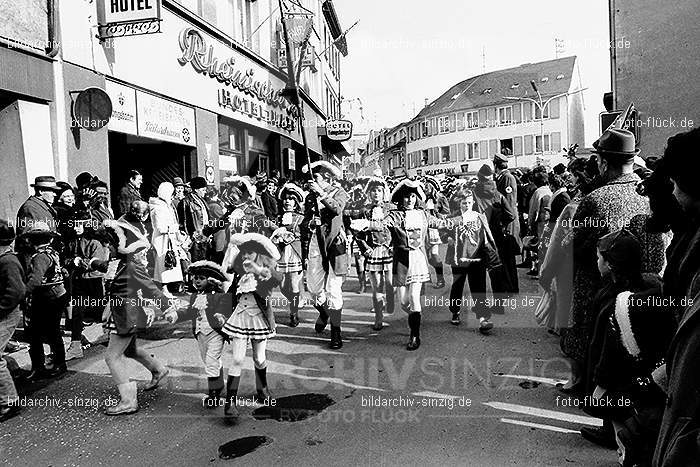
[326,119,353,141]
[97,0,162,39]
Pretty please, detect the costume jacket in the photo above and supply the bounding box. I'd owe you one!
[345,202,395,253]
[301,184,349,273]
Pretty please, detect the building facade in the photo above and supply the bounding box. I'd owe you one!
[0,0,350,218]
[404,57,585,178]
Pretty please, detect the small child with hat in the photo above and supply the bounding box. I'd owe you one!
[220,232,281,418]
[165,261,232,407]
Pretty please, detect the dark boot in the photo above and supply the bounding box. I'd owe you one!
[371,297,384,331]
[224,375,240,418]
[289,293,300,327]
[255,367,272,401]
[357,272,366,293]
[314,304,329,333]
[407,312,421,351]
[431,265,445,289]
[205,370,224,408]
[330,326,343,349]
[385,284,395,315]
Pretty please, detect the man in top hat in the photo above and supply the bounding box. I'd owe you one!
[118,170,143,218]
[492,154,521,294]
[0,219,25,421]
[560,128,665,394]
[16,176,61,237]
[178,176,211,263]
[301,161,348,349]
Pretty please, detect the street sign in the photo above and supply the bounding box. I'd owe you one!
[325,119,352,141]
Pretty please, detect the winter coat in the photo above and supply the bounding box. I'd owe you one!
[473,179,517,243]
[117,182,142,217]
[0,251,25,319]
[149,196,185,284]
[16,196,57,236]
[495,169,522,249]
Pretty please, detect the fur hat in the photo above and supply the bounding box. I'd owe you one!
[302,161,342,179]
[188,260,227,282]
[390,179,425,204]
[478,164,494,178]
[229,232,280,261]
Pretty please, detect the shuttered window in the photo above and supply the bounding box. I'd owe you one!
[524,135,534,155]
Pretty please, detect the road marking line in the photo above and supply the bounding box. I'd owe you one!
[499,418,581,433]
[412,390,464,401]
[483,401,603,427]
[493,374,568,385]
[275,333,367,341]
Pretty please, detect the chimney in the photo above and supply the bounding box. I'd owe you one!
[424,98,429,108]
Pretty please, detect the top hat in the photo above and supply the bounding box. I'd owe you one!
[592,128,640,159]
[0,219,15,246]
[188,260,228,282]
[30,176,61,191]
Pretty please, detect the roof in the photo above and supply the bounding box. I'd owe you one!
[414,56,577,120]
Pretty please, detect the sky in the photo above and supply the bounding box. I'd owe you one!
[332,0,611,147]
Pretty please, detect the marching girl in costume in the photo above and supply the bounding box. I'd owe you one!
[423,176,451,289]
[270,183,306,327]
[351,180,448,350]
[346,184,369,293]
[301,161,349,349]
[345,177,395,330]
[164,261,232,407]
[221,233,281,418]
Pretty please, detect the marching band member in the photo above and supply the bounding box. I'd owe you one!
[270,182,306,327]
[423,176,451,289]
[301,161,348,349]
[346,177,395,330]
[352,179,448,350]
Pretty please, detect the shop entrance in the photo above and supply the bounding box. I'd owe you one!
[108,132,193,210]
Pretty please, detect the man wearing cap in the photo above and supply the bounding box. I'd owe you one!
[16,176,61,237]
[172,177,187,205]
[178,176,211,263]
[301,161,348,349]
[117,170,143,218]
[493,154,521,294]
[0,220,25,421]
[561,128,665,393]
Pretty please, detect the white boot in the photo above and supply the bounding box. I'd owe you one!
[105,382,138,416]
[65,341,84,361]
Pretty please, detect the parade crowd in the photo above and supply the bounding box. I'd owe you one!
[1,127,699,466]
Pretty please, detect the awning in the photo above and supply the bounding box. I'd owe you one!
[321,135,350,162]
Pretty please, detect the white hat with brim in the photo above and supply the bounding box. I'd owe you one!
[229,232,280,261]
[364,176,388,193]
[391,179,425,203]
[302,161,342,179]
[278,183,307,203]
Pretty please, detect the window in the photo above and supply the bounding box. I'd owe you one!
[534,103,550,120]
[421,150,429,165]
[499,138,513,156]
[421,121,429,137]
[441,146,450,162]
[438,116,449,134]
[465,111,478,129]
[535,134,551,153]
[173,0,258,53]
[467,142,479,160]
[497,106,513,125]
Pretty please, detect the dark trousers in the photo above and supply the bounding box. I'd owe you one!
[28,293,69,369]
[450,263,492,320]
[71,277,104,337]
[496,236,519,294]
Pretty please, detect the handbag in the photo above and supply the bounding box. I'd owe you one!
[164,236,177,270]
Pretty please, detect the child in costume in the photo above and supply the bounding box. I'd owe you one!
[423,175,451,289]
[165,261,232,407]
[270,183,306,327]
[346,177,395,330]
[221,233,281,418]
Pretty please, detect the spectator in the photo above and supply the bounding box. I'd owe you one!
[560,129,665,394]
[526,167,552,276]
[16,176,61,237]
[0,220,25,422]
[260,178,280,220]
[493,154,522,294]
[54,182,76,239]
[205,188,229,265]
[149,182,187,297]
[21,221,69,380]
[178,177,211,263]
[173,177,187,206]
[117,170,143,217]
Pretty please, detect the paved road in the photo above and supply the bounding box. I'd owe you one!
[1,265,615,466]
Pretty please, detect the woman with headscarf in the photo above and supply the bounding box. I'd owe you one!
[149,182,187,297]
